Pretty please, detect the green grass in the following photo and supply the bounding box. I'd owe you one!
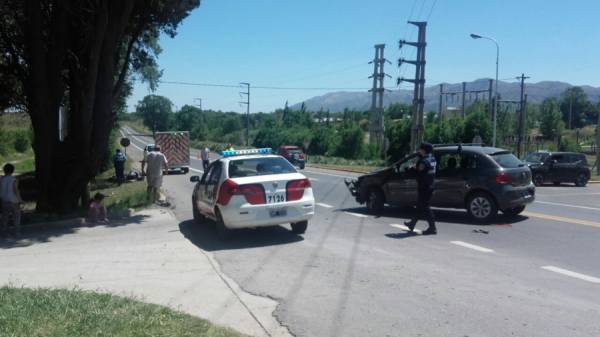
[0,287,245,337]
[123,119,152,135]
[306,155,385,173]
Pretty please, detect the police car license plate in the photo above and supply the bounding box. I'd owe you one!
[267,193,286,204]
[269,208,287,217]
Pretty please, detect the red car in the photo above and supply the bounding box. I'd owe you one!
[276,146,305,169]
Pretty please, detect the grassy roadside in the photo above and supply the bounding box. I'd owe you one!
[0,287,245,337]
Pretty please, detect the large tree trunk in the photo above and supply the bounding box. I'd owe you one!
[24,0,135,212]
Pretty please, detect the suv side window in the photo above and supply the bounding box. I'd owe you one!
[552,154,567,163]
[570,154,586,165]
[436,152,461,177]
[396,155,419,175]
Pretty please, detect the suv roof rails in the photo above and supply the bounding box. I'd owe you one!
[432,143,484,148]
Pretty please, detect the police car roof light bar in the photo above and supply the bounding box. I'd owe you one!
[221,148,273,157]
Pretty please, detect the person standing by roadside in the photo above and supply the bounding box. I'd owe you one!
[143,145,168,204]
[200,147,210,170]
[112,149,127,185]
[405,142,437,235]
[0,163,23,237]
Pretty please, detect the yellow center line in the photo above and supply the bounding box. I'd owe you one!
[522,211,600,229]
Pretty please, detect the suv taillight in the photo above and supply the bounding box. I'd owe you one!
[218,179,266,205]
[495,172,513,185]
[286,178,311,201]
[299,153,305,160]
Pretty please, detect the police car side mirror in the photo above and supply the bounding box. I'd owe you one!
[190,175,200,183]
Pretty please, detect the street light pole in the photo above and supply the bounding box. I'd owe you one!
[471,33,499,147]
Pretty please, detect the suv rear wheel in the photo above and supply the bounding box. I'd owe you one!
[467,192,498,223]
[503,205,526,217]
[533,173,545,186]
[366,187,385,214]
[575,172,588,187]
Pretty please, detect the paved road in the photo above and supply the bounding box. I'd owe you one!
[123,127,600,337]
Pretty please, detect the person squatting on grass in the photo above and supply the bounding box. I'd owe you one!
[88,193,108,224]
[143,145,168,204]
[0,163,23,237]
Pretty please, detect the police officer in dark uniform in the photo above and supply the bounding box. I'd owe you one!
[405,142,437,235]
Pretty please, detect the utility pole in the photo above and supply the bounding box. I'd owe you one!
[568,94,573,129]
[438,84,443,120]
[439,83,488,121]
[516,73,530,158]
[461,82,467,118]
[369,44,391,152]
[399,21,427,152]
[194,98,202,110]
[488,79,493,118]
[239,82,250,146]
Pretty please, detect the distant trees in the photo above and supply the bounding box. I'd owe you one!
[539,98,564,140]
[559,87,598,128]
[137,95,173,132]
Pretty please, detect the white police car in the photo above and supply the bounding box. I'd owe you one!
[190,148,315,238]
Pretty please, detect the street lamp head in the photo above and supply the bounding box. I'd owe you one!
[470,33,482,39]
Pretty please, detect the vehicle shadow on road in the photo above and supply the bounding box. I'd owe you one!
[338,206,529,226]
[0,214,150,250]
[179,220,304,251]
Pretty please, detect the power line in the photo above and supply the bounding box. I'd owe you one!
[426,0,438,20]
[159,80,370,91]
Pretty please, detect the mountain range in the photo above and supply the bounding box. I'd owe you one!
[292,79,600,112]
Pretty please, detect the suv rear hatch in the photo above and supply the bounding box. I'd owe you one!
[490,152,531,186]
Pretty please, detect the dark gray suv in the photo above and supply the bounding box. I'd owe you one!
[345,145,535,222]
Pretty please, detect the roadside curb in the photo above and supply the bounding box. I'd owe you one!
[20,208,137,232]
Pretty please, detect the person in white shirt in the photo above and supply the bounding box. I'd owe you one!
[143,145,168,203]
[201,147,210,170]
[0,163,22,236]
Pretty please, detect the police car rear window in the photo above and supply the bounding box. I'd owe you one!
[491,152,524,168]
[229,157,297,178]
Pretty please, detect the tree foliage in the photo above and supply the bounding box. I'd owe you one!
[136,95,174,132]
[539,98,564,140]
[0,0,200,211]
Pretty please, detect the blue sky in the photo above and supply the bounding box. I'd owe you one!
[127,0,600,113]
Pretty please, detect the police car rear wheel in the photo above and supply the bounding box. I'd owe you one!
[291,221,308,234]
[192,198,205,224]
[467,192,497,223]
[215,210,232,239]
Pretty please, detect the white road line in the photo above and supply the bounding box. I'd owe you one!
[316,202,333,208]
[308,177,319,181]
[541,266,600,284]
[450,241,494,253]
[343,211,368,218]
[189,167,203,173]
[535,200,600,212]
[390,224,422,235]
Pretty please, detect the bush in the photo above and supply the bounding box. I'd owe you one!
[13,131,30,153]
[334,125,364,159]
[558,137,581,152]
[0,129,10,156]
[386,119,412,163]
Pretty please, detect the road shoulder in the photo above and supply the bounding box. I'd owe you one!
[0,208,292,337]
